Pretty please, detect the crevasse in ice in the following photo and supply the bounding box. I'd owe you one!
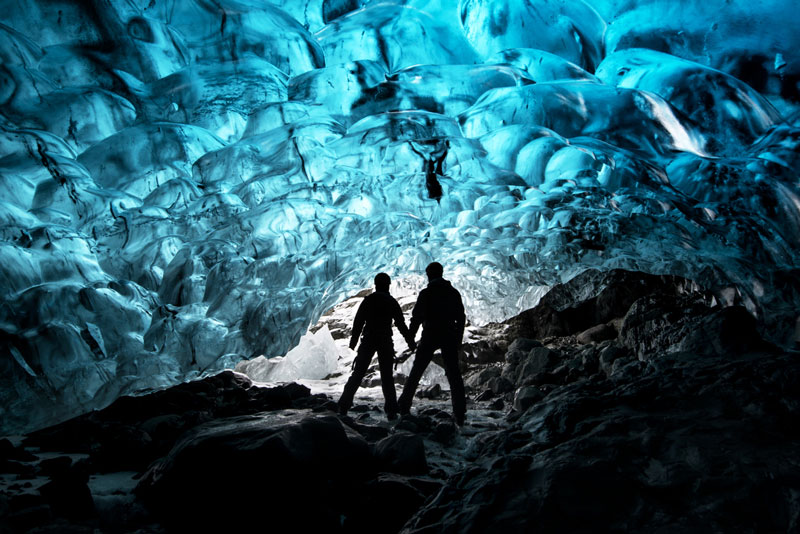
[1,0,798,434]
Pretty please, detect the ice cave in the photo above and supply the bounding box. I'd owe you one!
[1,0,799,532]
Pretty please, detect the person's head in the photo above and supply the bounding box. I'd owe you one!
[425,262,443,281]
[374,272,391,291]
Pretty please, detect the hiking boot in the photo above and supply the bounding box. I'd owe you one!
[387,412,398,421]
[454,413,465,426]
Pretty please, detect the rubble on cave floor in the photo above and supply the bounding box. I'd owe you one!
[0,371,511,533]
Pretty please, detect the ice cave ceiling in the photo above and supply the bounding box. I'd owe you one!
[1,0,799,435]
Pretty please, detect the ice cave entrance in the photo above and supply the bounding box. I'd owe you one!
[234,277,468,401]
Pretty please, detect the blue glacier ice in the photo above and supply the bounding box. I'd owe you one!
[596,48,781,153]
[459,81,709,156]
[1,0,799,435]
[115,58,288,143]
[460,0,606,70]
[316,3,478,70]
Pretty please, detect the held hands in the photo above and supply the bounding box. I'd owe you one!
[349,338,358,351]
[406,336,417,352]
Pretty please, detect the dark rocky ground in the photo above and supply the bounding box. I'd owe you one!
[1,269,799,533]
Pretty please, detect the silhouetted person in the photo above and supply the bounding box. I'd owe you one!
[399,262,467,425]
[338,273,415,420]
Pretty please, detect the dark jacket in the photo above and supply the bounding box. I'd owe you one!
[409,278,466,342]
[350,290,411,348]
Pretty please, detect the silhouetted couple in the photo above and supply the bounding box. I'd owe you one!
[337,262,467,426]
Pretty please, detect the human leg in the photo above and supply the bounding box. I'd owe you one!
[442,345,466,424]
[338,344,375,414]
[398,340,435,415]
[376,345,399,419]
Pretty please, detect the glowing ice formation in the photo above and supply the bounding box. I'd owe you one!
[460,0,606,70]
[235,324,340,382]
[1,0,799,434]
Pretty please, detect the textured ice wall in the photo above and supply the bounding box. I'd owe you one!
[1,0,799,434]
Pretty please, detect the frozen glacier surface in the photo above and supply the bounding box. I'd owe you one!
[1,0,799,434]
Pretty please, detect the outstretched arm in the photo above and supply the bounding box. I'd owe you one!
[408,290,428,340]
[350,299,367,350]
[393,301,415,350]
[454,290,466,344]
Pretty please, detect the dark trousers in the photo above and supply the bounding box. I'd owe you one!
[398,336,465,419]
[338,338,398,416]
